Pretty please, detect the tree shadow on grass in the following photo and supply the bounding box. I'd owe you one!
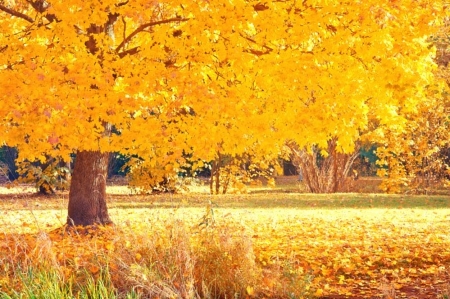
[1,191,450,211]
[107,193,450,210]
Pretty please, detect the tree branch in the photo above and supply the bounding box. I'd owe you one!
[118,46,139,58]
[115,17,189,54]
[239,33,274,56]
[0,4,34,23]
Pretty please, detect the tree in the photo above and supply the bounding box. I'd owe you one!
[260,2,446,192]
[373,91,450,193]
[0,0,276,225]
[0,0,445,225]
[373,20,450,193]
[207,151,277,195]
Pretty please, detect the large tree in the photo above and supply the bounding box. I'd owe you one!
[0,0,277,225]
[0,0,446,225]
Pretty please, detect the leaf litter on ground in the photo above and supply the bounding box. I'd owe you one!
[1,185,450,298]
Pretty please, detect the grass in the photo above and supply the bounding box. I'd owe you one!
[1,178,450,298]
[0,267,141,299]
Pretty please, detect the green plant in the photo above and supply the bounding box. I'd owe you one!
[77,270,116,299]
[282,260,314,299]
[0,268,73,299]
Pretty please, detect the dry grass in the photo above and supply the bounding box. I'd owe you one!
[0,185,311,298]
[0,219,305,298]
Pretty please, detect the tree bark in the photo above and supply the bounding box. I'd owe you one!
[215,153,221,194]
[67,150,112,226]
[209,153,223,195]
[288,140,360,193]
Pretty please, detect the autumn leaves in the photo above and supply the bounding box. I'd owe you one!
[0,1,446,183]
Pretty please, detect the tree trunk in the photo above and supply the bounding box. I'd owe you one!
[209,154,222,195]
[288,140,360,193]
[215,154,221,194]
[67,150,112,226]
[210,160,216,194]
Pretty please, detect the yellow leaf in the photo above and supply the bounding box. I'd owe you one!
[267,178,276,188]
[314,288,324,296]
[89,264,100,275]
[246,286,254,296]
[105,242,115,251]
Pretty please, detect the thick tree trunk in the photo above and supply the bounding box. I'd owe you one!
[67,150,112,226]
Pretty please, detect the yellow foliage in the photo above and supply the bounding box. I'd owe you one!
[375,91,450,193]
[0,0,446,185]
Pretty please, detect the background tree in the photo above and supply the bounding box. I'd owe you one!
[374,19,450,193]
[18,156,70,195]
[207,151,278,195]
[374,91,450,193]
[257,1,446,192]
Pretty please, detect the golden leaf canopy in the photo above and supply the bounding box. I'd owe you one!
[0,0,446,163]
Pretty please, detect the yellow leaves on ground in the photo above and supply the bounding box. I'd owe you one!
[247,208,450,296]
[2,191,450,297]
[246,285,255,296]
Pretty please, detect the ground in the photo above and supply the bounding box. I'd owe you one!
[1,176,450,298]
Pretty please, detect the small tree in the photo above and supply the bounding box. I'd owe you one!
[18,157,71,195]
[126,159,178,194]
[375,95,450,193]
[207,152,277,195]
[374,20,450,193]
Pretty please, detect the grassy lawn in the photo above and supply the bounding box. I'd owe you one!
[1,180,450,298]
